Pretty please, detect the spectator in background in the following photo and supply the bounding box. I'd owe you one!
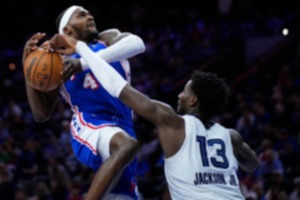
[0,162,14,200]
[257,148,285,192]
[257,139,276,162]
[27,180,52,200]
[289,177,300,200]
[274,128,300,178]
[15,138,39,196]
[64,144,82,178]
[47,156,71,199]
[264,170,291,200]
[252,182,266,200]
[236,107,256,144]
[67,182,84,200]
[14,187,28,200]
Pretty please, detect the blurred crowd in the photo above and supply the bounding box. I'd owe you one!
[1,1,300,200]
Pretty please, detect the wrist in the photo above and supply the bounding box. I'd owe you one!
[75,41,86,53]
[79,58,89,70]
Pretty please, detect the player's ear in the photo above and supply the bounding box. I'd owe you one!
[63,26,72,35]
[189,95,198,107]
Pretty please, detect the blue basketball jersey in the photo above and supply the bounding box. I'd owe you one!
[61,41,134,130]
[59,41,139,199]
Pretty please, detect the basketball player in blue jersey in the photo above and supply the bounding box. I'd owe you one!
[50,33,260,200]
[22,5,145,200]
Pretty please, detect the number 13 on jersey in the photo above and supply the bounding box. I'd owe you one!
[197,136,229,169]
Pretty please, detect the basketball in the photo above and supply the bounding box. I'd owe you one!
[23,49,63,92]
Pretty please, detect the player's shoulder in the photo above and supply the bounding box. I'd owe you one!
[227,128,243,146]
[152,100,183,128]
[227,128,241,137]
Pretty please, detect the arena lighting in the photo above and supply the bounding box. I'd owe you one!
[9,63,16,70]
[282,28,289,36]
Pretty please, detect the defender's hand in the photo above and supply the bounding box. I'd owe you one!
[61,57,83,82]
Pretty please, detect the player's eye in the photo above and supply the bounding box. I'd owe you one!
[78,12,86,18]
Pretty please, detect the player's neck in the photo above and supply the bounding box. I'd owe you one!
[191,113,215,129]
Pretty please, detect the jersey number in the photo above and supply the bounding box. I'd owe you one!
[196,136,229,169]
[83,73,99,90]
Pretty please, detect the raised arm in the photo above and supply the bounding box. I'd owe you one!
[22,33,60,122]
[229,129,259,172]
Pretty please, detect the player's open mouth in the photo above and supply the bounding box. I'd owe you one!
[87,22,96,27]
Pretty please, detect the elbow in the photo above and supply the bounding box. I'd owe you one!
[130,35,146,54]
[245,164,259,173]
[137,38,146,53]
[237,152,259,173]
[251,159,260,172]
[34,116,50,123]
[242,158,259,173]
[136,36,146,53]
[32,112,51,123]
[249,154,260,172]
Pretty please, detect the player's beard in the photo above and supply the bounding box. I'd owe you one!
[73,26,99,43]
[177,105,183,115]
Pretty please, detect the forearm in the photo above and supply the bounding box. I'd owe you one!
[25,82,58,122]
[75,41,170,126]
[238,143,259,172]
[76,41,128,97]
[80,34,145,70]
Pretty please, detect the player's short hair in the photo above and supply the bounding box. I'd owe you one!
[191,70,230,117]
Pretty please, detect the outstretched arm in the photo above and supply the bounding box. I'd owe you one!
[23,32,60,122]
[229,129,259,172]
[51,34,180,127]
[61,30,145,82]
[77,40,178,127]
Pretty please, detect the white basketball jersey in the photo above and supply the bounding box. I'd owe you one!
[164,115,245,200]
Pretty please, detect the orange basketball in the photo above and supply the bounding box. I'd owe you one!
[23,49,63,92]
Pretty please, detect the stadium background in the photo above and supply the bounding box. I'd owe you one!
[0,0,300,199]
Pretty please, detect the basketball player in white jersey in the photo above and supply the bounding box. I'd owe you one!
[50,33,259,200]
